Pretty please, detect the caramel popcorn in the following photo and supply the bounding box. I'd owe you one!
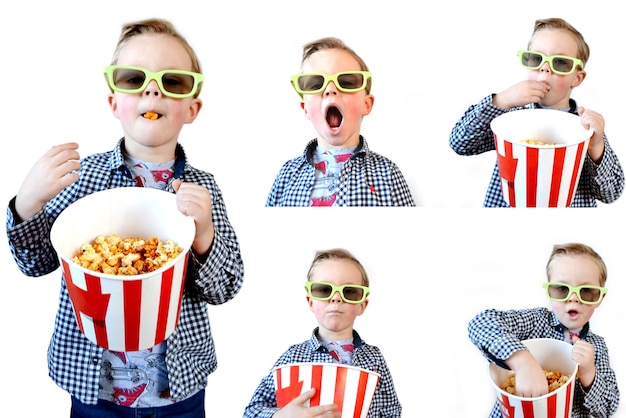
[501,369,571,395]
[520,139,557,146]
[71,234,183,275]
[144,111,159,120]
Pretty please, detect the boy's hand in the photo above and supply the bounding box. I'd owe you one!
[493,80,551,110]
[505,350,549,397]
[15,142,80,222]
[171,179,214,256]
[571,335,596,389]
[273,388,341,418]
[578,106,605,163]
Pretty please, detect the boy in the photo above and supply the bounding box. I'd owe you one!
[449,18,624,207]
[6,18,244,416]
[468,243,620,417]
[243,248,402,417]
[266,37,415,207]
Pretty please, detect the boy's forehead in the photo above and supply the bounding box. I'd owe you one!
[117,34,193,70]
[529,28,579,56]
[549,254,602,285]
[312,259,364,284]
[302,49,363,73]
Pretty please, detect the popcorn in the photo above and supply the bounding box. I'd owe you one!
[144,111,159,120]
[501,369,571,395]
[71,234,182,275]
[520,138,557,146]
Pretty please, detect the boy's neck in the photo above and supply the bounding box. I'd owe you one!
[123,139,177,163]
[317,327,354,341]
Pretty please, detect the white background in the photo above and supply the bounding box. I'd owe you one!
[1,1,625,417]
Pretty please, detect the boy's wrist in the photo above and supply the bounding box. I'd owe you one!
[505,349,537,371]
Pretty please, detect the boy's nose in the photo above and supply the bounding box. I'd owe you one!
[568,292,581,303]
[144,79,161,96]
[539,61,552,73]
[324,81,339,96]
[535,63,550,82]
[330,291,343,303]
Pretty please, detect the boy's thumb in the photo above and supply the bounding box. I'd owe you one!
[172,178,182,192]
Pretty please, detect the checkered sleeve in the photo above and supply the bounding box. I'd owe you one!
[6,202,60,277]
[182,168,244,305]
[242,364,281,418]
[265,155,314,207]
[449,95,508,156]
[388,160,415,206]
[354,345,402,417]
[265,162,290,207]
[467,307,556,365]
[576,135,625,205]
[575,333,620,417]
[243,342,321,417]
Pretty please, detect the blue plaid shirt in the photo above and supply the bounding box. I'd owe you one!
[243,328,402,417]
[449,95,625,207]
[468,307,620,417]
[6,139,244,405]
[266,136,415,206]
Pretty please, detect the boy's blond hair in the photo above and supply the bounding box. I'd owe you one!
[306,248,370,287]
[300,37,372,94]
[546,243,607,287]
[530,18,590,66]
[110,18,202,96]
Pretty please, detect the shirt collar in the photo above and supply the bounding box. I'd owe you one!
[530,98,578,115]
[110,138,188,180]
[305,136,368,165]
[310,327,364,352]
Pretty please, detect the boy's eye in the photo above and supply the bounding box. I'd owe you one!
[580,287,599,298]
[163,76,183,87]
[114,70,146,88]
[554,285,570,297]
[311,284,332,296]
[126,76,145,86]
[337,74,361,89]
[301,76,324,91]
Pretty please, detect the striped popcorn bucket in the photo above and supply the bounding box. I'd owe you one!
[489,338,578,418]
[273,363,380,418]
[491,109,592,207]
[50,187,196,352]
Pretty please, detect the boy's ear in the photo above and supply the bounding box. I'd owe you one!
[107,93,119,118]
[301,100,313,121]
[362,94,374,116]
[356,299,369,316]
[571,70,586,88]
[184,98,202,124]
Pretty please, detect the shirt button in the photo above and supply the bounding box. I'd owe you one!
[92,357,100,365]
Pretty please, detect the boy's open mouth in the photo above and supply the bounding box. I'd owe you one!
[326,106,343,128]
[566,308,580,318]
[143,111,161,120]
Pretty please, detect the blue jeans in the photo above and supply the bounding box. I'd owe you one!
[70,390,205,418]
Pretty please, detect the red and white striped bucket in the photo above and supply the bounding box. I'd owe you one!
[491,109,592,207]
[50,187,196,352]
[273,363,380,418]
[489,338,578,418]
